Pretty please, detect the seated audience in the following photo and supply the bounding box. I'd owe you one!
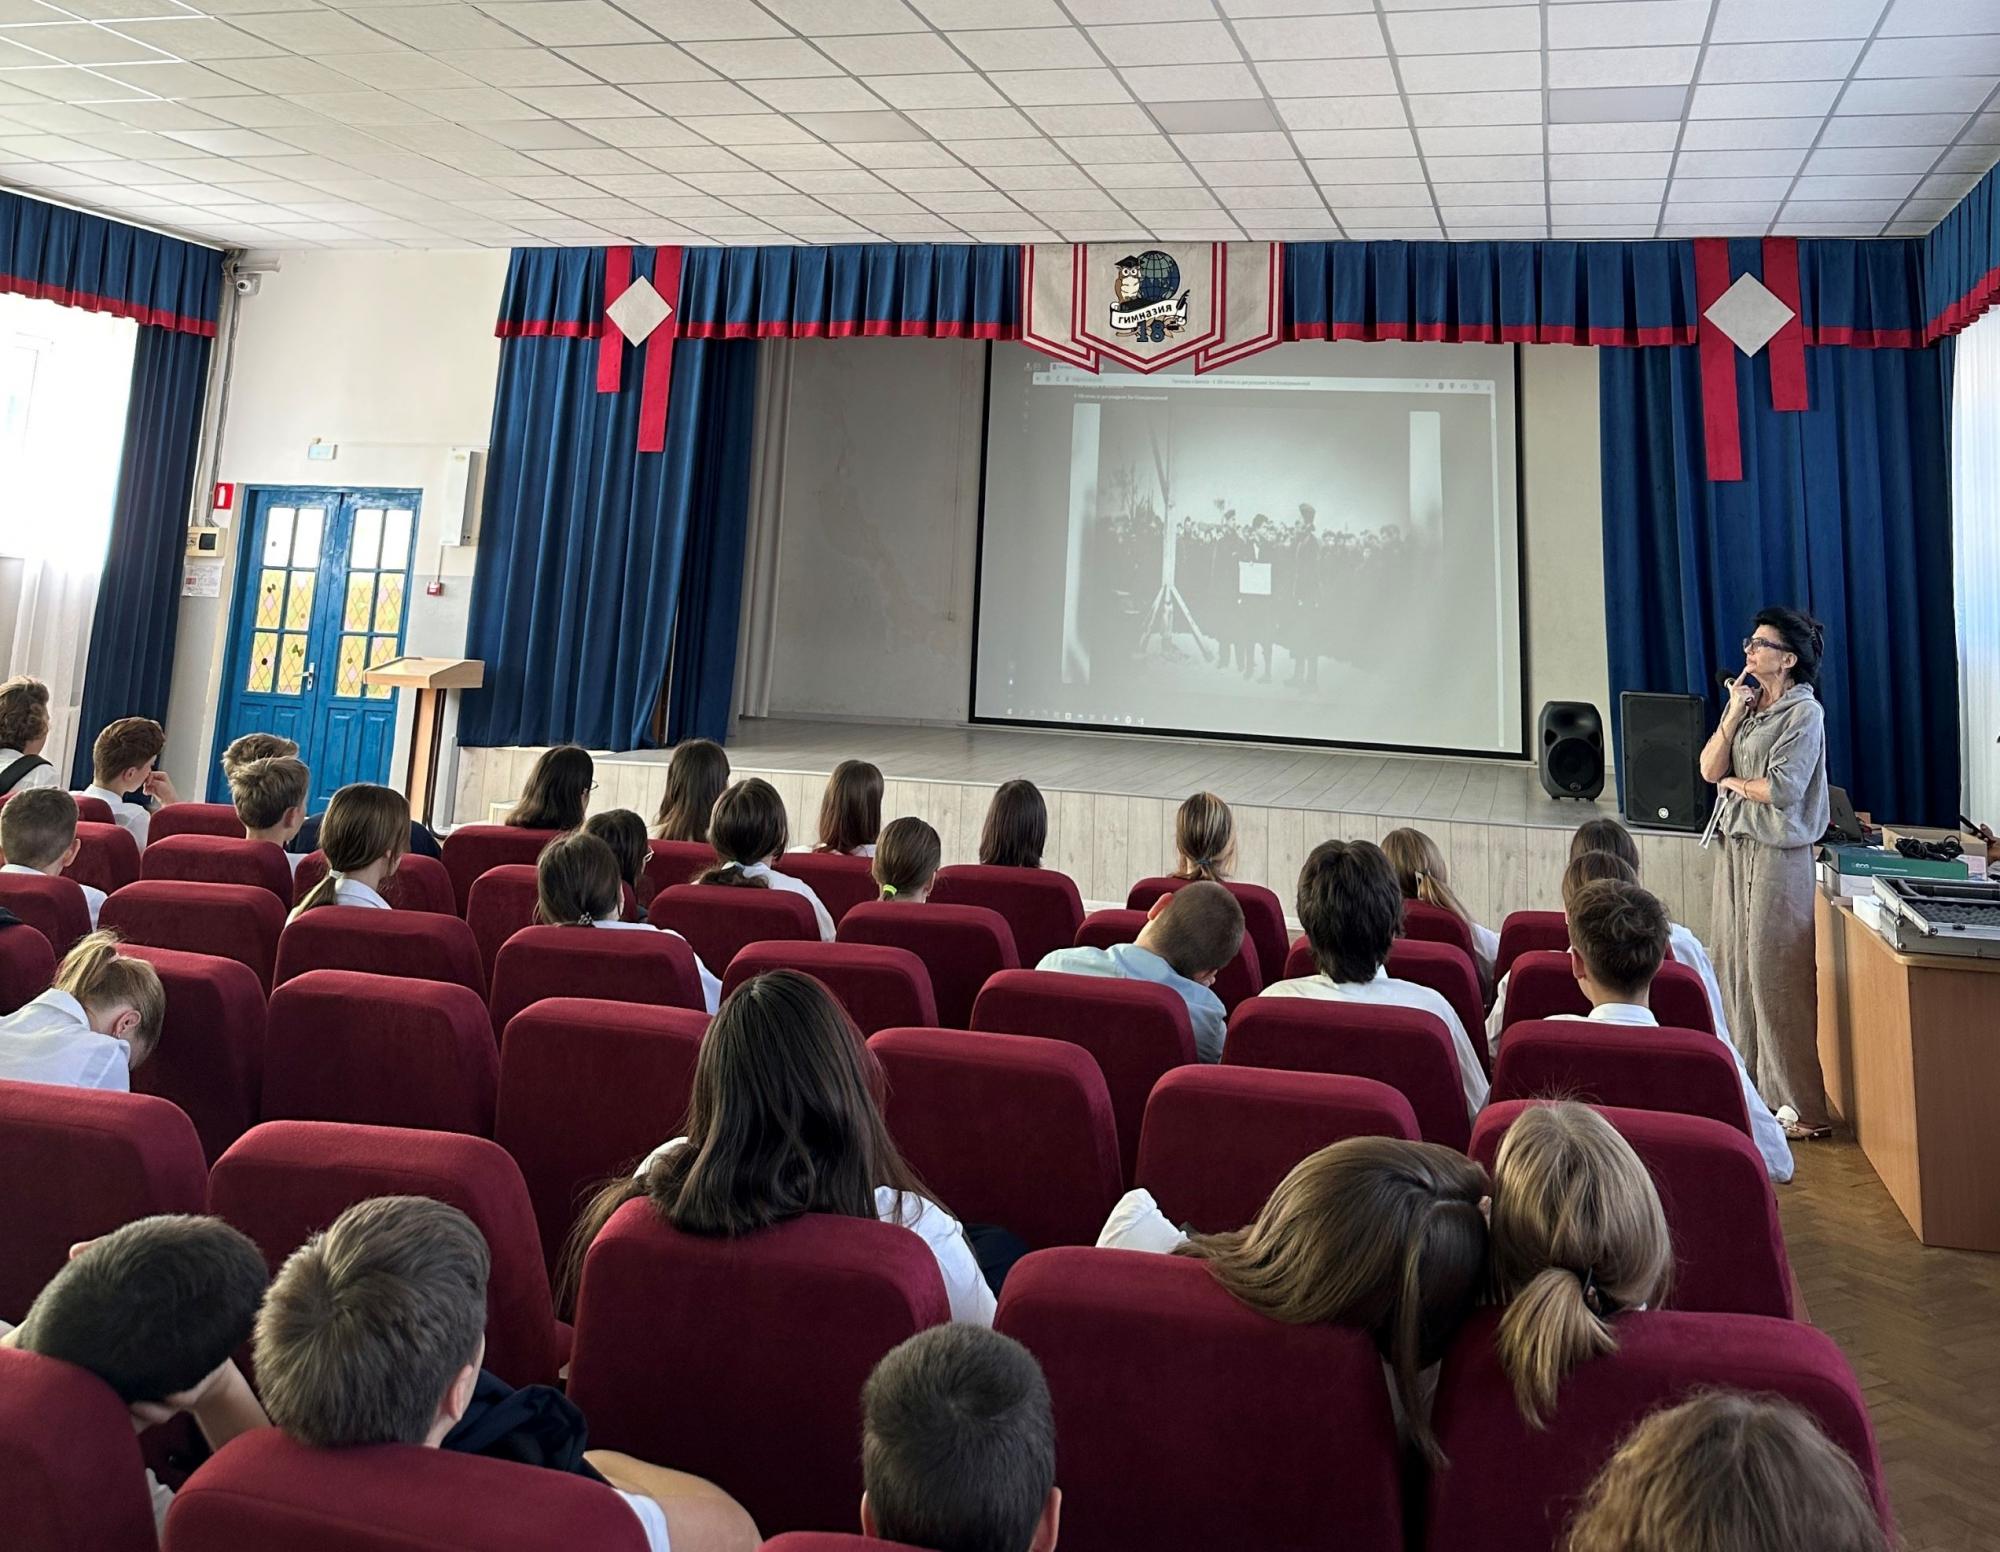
[535,830,720,1013]
[1037,882,1244,1062]
[566,970,996,1324]
[1381,825,1499,990]
[1486,849,1628,1053]
[224,732,442,860]
[2,1215,270,1537]
[229,755,311,872]
[815,759,883,856]
[1263,840,1490,1116]
[0,675,60,794]
[694,778,835,940]
[1489,1102,1672,1427]
[220,732,297,778]
[2,787,105,925]
[583,807,651,913]
[289,784,409,917]
[979,779,1047,869]
[652,737,729,843]
[0,929,163,1091]
[86,717,178,848]
[254,1195,758,1552]
[1565,1391,1890,1552]
[505,744,593,832]
[1169,791,1236,882]
[873,816,942,902]
[1097,1136,1487,1461]
[860,1324,1060,1552]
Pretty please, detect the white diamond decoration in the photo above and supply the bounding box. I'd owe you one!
[606,275,672,344]
[1703,273,1795,357]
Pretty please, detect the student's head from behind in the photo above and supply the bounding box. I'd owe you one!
[1489,1103,1672,1426]
[583,807,649,890]
[536,829,624,926]
[1380,826,1475,926]
[1173,791,1235,882]
[230,755,311,841]
[1565,1391,1888,1552]
[874,816,942,901]
[292,783,410,913]
[506,744,594,832]
[0,674,51,755]
[1569,817,1639,873]
[1178,1136,1488,1464]
[700,778,789,876]
[92,717,166,791]
[979,780,1047,870]
[818,759,883,854]
[1,787,79,873]
[53,932,165,1067]
[1296,839,1402,985]
[1560,851,1638,914]
[1566,879,1669,1004]
[221,731,299,782]
[14,1214,267,1415]
[1139,881,1244,985]
[654,738,730,842]
[861,1324,1060,1552]
[254,1195,490,1448]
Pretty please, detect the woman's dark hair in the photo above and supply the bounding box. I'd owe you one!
[817,760,883,854]
[584,808,649,893]
[873,817,941,900]
[696,778,789,887]
[1296,839,1404,984]
[505,745,593,831]
[535,830,623,926]
[1753,607,1826,691]
[979,779,1047,869]
[653,738,730,842]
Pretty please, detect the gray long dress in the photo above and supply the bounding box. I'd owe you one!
[1709,685,1831,1128]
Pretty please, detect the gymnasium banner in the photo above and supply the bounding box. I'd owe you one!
[1021,241,1282,375]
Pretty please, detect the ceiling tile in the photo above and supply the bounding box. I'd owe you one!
[1547,0,1711,48]
[682,111,813,144]
[1055,130,1176,161]
[1669,174,1798,199]
[1674,148,1810,176]
[1277,94,1407,130]
[948,26,1096,72]
[1679,117,1821,149]
[1415,122,1540,155]
[510,82,652,115]
[1089,20,1240,68]
[1386,5,1536,52]
[1398,52,1542,93]
[358,5,527,51]
[1408,90,1541,126]
[1880,0,2000,35]
[1419,151,1544,179]
[1860,33,2000,75]
[734,139,856,169]
[815,31,965,74]
[1027,102,1152,136]
[1291,125,1417,157]
[1297,153,1422,182]
[1103,159,1201,186]
[1701,39,1866,83]
[475,0,655,46]
[228,9,398,52]
[1819,112,1967,145]
[1689,81,1844,118]
[992,67,1131,105]
[1805,144,1944,174]
[552,42,715,82]
[1549,85,1687,122]
[745,75,885,112]
[1549,177,1665,202]
[325,51,485,90]
[1548,46,1698,89]
[1168,128,1291,158]
[432,48,595,87]
[1792,171,1921,198]
[568,117,701,146]
[866,71,1002,109]
[1119,62,1264,101]
[104,18,283,60]
[1839,75,1997,113]
[1233,13,1383,57]
[91,61,255,97]
[761,0,925,31]
[906,104,1033,138]
[1710,0,1887,43]
[681,37,847,78]
[1149,97,1279,132]
[1252,58,1397,96]
[791,109,931,141]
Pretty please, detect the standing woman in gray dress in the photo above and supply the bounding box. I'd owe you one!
[1699,607,1832,1141]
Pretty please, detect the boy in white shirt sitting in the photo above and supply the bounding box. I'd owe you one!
[1555,877,1794,1184]
[1261,839,1490,1117]
[1,787,106,926]
[0,930,164,1092]
[229,755,311,874]
[84,717,179,849]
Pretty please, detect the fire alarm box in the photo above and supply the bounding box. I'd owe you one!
[185,526,224,558]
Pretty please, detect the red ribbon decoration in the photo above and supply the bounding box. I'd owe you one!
[639,245,683,455]
[1761,236,1809,413]
[598,244,632,395]
[1693,238,1742,482]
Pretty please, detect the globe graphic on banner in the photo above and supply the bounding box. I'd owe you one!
[1135,250,1180,304]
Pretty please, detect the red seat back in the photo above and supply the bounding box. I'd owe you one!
[1075,907,1262,1012]
[722,941,936,1035]
[568,1199,950,1534]
[1224,998,1470,1151]
[274,906,485,998]
[0,1080,207,1319]
[761,1538,925,1552]
[142,834,295,905]
[649,882,817,973]
[1127,876,1289,1005]
[1471,1100,1793,1317]
[971,969,1195,1183]
[441,824,562,915]
[1425,1310,1889,1552]
[773,851,878,925]
[1387,939,1487,1075]
[121,944,266,1164]
[70,795,115,825]
[209,1120,562,1387]
[101,880,286,992]
[293,851,456,914]
[0,923,53,1013]
[489,924,707,1036]
[1495,909,1568,978]
[65,822,139,897]
[146,802,243,843]
[871,1027,1122,1249]
[1492,1018,1752,1135]
[997,1248,1403,1552]
[262,970,497,1137]
[466,864,541,982]
[1501,951,1713,1034]
[837,901,1017,1029]
[0,872,91,956]
[642,838,717,898]
[1401,899,1477,962]
[1137,1067,1422,1235]
[931,864,1085,969]
[0,1347,157,1552]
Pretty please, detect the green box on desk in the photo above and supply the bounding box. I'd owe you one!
[1818,844,1969,880]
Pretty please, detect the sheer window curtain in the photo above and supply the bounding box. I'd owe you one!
[730,336,793,734]
[1954,310,2000,824]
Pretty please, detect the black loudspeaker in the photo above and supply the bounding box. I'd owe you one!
[1619,691,1707,831]
[1538,701,1605,800]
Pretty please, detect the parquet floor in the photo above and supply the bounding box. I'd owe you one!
[1778,1135,2000,1552]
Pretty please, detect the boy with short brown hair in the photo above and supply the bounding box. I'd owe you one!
[86,717,177,848]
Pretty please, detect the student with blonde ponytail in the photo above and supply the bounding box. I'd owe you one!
[0,931,165,1091]
[872,817,941,902]
[289,785,410,917]
[1170,792,1236,882]
[535,831,720,1012]
[1381,826,1498,987]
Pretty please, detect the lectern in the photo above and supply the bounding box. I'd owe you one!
[360,657,484,827]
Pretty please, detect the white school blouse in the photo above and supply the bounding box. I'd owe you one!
[735,861,836,941]
[0,750,59,793]
[1259,966,1490,1116]
[0,863,103,928]
[334,878,393,910]
[0,988,129,1092]
[83,785,153,849]
[591,918,722,1014]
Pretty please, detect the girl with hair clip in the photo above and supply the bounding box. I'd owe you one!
[652,739,730,843]
[1488,1103,1672,1428]
[505,745,594,832]
[978,779,1047,869]
[290,785,409,916]
[1170,792,1236,882]
[872,817,941,903]
[0,930,166,1092]
[815,761,883,857]
[536,831,720,1013]
[694,779,835,939]
[1096,1136,1489,1461]
[1381,826,1499,990]
[562,969,996,1324]
[585,808,652,915]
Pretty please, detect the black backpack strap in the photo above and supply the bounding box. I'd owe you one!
[0,753,49,796]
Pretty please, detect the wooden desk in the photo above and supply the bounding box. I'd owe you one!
[1816,889,2000,1251]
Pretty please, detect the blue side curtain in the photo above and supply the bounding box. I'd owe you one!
[0,188,219,335]
[70,325,215,786]
[1923,159,2000,340]
[1599,340,1960,825]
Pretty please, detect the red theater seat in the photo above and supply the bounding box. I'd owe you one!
[870,1027,1122,1249]
[66,822,140,896]
[274,906,485,998]
[722,941,935,1035]
[466,863,540,982]
[293,851,456,914]
[1471,1101,1793,1318]
[1495,909,1568,978]
[1425,1310,1889,1552]
[0,923,53,1013]
[101,881,286,992]
[209,1120,563,1387]
[1074,907,1262,1012]
[997,1248,1403,1552]
[142,834,294,904]
[0,871,91,956]
[489,924,707,1036]
[931,864,1085,969]
[760,1539,924,1552]
[1500,951,1713,1034]
[1127,876,1289,1008]
[1224,998,1470,1151]
[650,882,817,973]
[70,795,115,825]
[262,970,497,1136]
[774,851,877,924]
[121,945,266,1164]
[496,998,707,1278]
[568,1199,950,1534]
[1387,939,1487,1075]
[971,969,1195,1184]
[442,824,562,914]
[837,901,1017,1030]
[0,1347,157,1552]
[1491,1018,1752,1136]
[1137,1067,1422,1235]
[146,802,243,843]
[0,1081,207,1319]
[642,838,717,898]
[1401,899,1478,963]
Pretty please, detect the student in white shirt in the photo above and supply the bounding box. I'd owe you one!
[0,675,61,795]
[1037,881,1243,1063]
[1381,826,1500,994]
[814,759,882,858]
[229,754,311,877]
[287,783,408,920]
[1261,839,1490,1117]
[1,787,106,926]
[0,930,164,1092]
[871,816,941,903]
[564,969,997,1327]
[84,717,180,850]
[584,808,652,918]
[536,830,721,1014]
[696,778,835,940]
[253,1195,759,1552]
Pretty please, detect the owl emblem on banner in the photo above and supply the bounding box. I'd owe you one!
[1022,241,1283,376]
[1109,250,1190,343]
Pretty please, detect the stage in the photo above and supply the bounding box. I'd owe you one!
[453,718,1719,942]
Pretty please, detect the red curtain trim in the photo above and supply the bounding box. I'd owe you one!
[1925,263,2000,343]
[1286,320,1697,346]
[0,273,216,337]
[498,317,1019,341]
[1693,237,1743,482]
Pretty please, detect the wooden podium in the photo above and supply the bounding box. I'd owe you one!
[360,657,484,827]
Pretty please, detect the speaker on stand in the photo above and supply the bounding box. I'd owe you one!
[1619,691,1707,831]
[1537,702,1605,800]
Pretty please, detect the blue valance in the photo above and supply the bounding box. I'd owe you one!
[0,190,220,336]
[1923,160,2000,341]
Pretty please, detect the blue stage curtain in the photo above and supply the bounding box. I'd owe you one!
[1923,161,2000,341]
[0,189,219,336]
[1599,341,1960,826]
[69,325,215,786]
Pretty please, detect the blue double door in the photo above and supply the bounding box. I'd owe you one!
[211,487,421,811]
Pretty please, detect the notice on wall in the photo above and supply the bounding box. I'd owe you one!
[181,560,223,598]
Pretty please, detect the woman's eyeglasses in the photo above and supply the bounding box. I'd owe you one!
[1742,636,1788,655]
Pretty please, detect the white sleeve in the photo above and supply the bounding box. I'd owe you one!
[695,954,721,1014]
[615,1489,672,1552]
[83,885,104,930]
[1672,930,1735,1047]
[1432,995,1490,1117]
[1096,1189,1189,1254]
[809,890,835,941]
[1471,921,1500,983]
[885,1192,996,1326]
[149,1470,175,1537]
[1485,972,1508,1059]
[21,764,59,792]
[1725,1041,1795,1183]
